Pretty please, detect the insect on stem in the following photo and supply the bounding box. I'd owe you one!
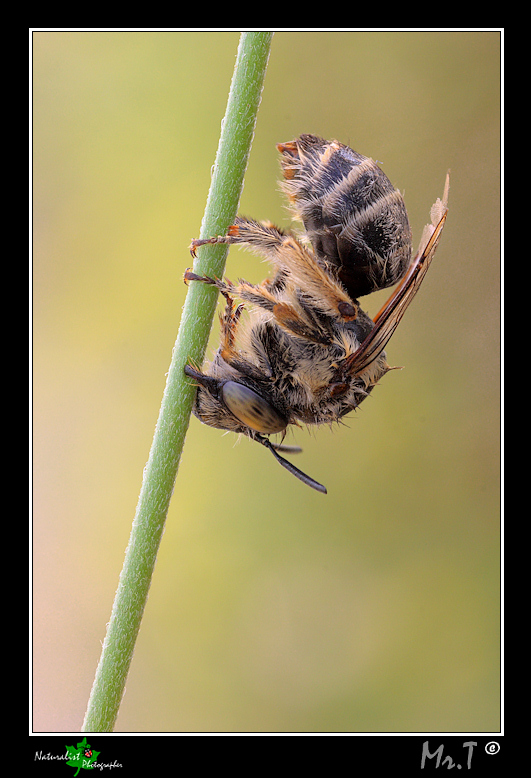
[185,135,448,493]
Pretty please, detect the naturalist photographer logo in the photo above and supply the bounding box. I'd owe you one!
[34,738,122,774]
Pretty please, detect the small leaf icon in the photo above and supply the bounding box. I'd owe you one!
[65,737,100,775]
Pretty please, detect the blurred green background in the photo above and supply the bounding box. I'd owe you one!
[33,31,500,733]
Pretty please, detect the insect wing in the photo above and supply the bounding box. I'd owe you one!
[345,205,448,376]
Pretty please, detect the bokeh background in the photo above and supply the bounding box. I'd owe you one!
[33,31,500,733]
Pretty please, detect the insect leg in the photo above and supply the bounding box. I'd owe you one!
[184,268,274,311]
[224,219,360,323]
[218,291,245,363]
[186,218,358,343]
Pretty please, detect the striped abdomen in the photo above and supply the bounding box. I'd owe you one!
[278,134,412,299]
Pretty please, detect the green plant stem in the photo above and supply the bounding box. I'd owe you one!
[82,31,274,733]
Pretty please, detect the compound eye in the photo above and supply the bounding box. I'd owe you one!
[222,381,287,434]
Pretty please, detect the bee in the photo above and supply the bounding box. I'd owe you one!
[185,134,449,493]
